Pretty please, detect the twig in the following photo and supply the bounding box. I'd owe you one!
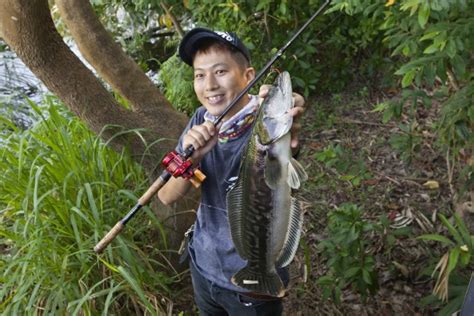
[446,148,455,196]
[160,2,184,38]
[374,170,401,186]
[340,118,396,128]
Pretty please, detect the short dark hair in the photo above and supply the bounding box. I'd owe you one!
[192,38,250,70]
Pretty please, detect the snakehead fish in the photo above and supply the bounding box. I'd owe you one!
[226,71,308,297]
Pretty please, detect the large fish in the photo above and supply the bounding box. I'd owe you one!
[226,71,308,297]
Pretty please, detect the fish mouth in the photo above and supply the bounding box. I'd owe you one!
[206,94,225,105]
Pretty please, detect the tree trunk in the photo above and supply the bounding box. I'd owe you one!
[0,0,197,267]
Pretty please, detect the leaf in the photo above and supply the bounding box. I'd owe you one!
[423,43,439,54]
[420,31,440,41]
[418,3,430,29]
[439,214,463,245]
[371,102,389,113]
[423,180,439,189]
[402,69,417,88]
[445,40,457,58]
[451,55,466,76]
[117,266,155,312]
[344,266,360,279]
[362,269,372,285]
[447,247,460,273]
[417,234,455,246]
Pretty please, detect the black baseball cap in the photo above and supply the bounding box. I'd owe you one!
[178,27,251,66]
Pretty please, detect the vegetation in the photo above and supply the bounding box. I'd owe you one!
[0,98,182,314]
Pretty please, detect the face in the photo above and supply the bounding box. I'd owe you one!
[193,47,255,120]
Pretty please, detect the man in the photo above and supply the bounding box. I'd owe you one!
[158,28,304,315]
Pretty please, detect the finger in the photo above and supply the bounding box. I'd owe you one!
[290,137,299,149]
[288,106,305,119]
[292,92,305,108]
[202,121,217,136]
[258,84,272,98]
[187,125,213,147]
[185,132,206,149]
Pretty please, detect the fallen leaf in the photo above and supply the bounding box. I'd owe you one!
[363,178,379,186]
[392,261,409,278]
[423,180,439,189]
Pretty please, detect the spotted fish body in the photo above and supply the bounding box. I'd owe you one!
[226,72,308,297]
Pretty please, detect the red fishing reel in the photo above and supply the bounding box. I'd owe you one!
[162,150,206,188]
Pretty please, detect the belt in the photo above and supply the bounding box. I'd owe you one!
[240,292,281,301]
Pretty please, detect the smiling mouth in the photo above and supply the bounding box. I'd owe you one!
[207,95,224,105]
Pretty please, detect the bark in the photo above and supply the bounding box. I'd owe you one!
[0,0,197,267]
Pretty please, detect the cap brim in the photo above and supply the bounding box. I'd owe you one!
[179,28,226,66]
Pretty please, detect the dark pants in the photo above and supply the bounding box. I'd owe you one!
[189,261,284,316]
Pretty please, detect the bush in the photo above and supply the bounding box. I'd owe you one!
[317,203,379,303]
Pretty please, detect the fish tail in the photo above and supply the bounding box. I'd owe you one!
[232,267,285,297]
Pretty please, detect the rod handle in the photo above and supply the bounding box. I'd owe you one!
[138,173,170,205]
[93,221,124,253]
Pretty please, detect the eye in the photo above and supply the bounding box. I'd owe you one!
[216,69,227,75]
[194,73,204,79]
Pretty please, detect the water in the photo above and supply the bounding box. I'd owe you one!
[0,49,47,130]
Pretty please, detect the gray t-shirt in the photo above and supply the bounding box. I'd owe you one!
[176,97,288,292]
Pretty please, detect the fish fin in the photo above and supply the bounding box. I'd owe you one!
[226,178,248,259]
[264,154,282,190]
[287,158,308,189]
[276,197,303,268]
[232,266,285,298]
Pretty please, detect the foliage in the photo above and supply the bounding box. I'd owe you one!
[0,97,179,314]
[317,203,379,303]
[314,144,372,186]
[158,53,199,115]
[417,213,473,315]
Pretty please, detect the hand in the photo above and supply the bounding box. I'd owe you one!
[258,85,305,150]
[182,121,219,164]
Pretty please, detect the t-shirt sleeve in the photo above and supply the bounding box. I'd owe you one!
[175,106,206,153]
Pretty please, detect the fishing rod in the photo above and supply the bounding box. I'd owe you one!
[93,0,331,253]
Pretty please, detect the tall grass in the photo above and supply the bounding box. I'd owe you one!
[0,96,180,314]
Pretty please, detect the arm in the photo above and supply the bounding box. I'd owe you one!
[158,120,218,205]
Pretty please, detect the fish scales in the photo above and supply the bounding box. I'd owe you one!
[227,72,308,297]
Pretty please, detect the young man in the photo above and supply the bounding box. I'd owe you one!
[158,28,305,315]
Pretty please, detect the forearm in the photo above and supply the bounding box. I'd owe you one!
[157,176,193,205]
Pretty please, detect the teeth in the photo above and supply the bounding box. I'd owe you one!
[208,95,223,104]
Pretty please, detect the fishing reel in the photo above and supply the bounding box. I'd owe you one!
[162,150,206,188]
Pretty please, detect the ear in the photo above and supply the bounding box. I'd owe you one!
[244,67,256,83]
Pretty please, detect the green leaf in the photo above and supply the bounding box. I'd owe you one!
[439,214,464,245]
[423,43,439,54]
[344,266,360,279]
[447,247,460,273]
[418,4,430,29]
[362,269,372,285]
[117,266,155,312]
[445,40,457,59]
[417,234,455,246]
[420,31,440,41]
[451,55,466,77]
[402,69,417,88]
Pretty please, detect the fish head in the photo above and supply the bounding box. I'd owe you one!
[256,72,294,145]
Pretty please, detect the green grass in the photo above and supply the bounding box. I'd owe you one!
[0,97,178,314]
